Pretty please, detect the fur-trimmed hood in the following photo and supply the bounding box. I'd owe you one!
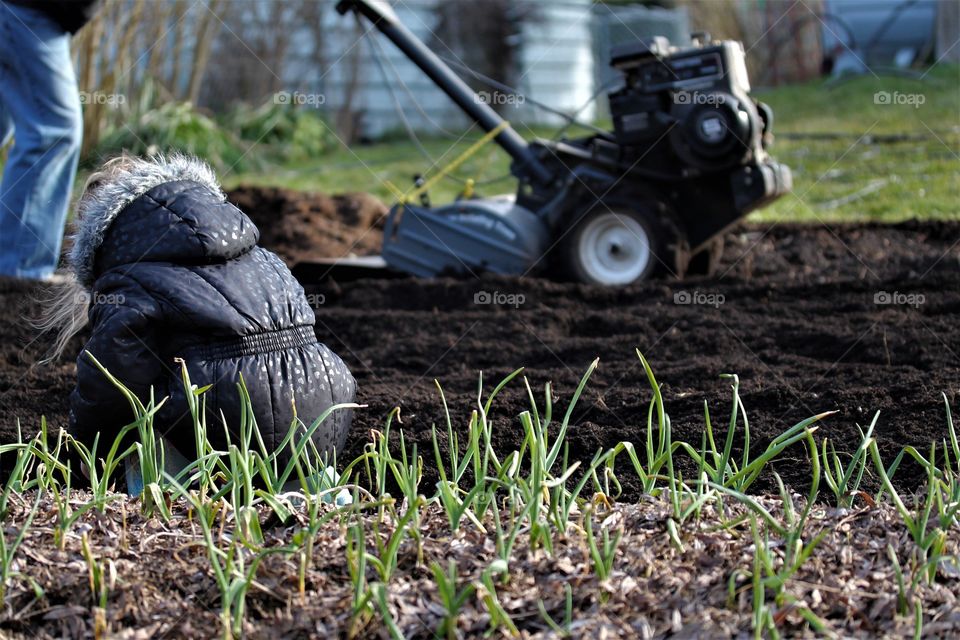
[70,154,227,287]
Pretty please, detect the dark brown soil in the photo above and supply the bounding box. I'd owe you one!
[225,186,388,264]
[1,185,957,501]
[307,219,958,499]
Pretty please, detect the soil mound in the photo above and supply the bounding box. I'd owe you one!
[226,185,387,264]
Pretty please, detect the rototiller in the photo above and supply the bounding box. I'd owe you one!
[319,0,791,286]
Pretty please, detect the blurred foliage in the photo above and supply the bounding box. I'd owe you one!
[86,80,336,174]
[93,102,244,169]
[222,101,338,162]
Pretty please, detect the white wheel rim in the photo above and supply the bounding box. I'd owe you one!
[577,212,651,285]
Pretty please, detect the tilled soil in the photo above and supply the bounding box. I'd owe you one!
[308,220,960,498]
[0,185,957,500]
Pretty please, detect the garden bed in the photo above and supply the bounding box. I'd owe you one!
[0,192,957,499]
[0,188,957,637]
[2,490,957,638]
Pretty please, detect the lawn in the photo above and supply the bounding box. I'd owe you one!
[224,65,960,223]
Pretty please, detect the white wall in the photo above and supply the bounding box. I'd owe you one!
[312,0,688,139]
[318,0,597,138]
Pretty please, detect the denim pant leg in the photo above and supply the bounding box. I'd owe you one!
[0,2,82,278]
[0,92,11,148]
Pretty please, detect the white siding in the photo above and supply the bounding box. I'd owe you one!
[311,0,687,138]
[319,1,470,136]
[512,0,596,128]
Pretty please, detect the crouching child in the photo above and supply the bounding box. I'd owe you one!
[42,154,356,493]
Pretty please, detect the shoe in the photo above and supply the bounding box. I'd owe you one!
[280,464,354,505]
[125,455,144,497]
[319,465,353,506]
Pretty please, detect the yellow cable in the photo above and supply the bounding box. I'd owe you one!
[398,121,510,204]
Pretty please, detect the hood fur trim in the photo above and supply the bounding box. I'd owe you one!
[70,153,225,287]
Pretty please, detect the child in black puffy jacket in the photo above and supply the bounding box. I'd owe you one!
[42,154,355,479]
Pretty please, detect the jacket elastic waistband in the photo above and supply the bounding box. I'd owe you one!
[184,326,317,361]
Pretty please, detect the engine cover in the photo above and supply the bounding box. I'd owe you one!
[608,37,767,173]
[381,197,551,277]
[669,91,760,171]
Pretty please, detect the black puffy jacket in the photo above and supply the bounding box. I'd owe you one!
[67,155,355,465]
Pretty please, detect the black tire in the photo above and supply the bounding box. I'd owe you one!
[560,205,674,286]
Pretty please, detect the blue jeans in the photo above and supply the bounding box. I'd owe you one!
[0,1,81,279]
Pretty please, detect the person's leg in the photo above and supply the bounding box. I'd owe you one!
[0,13,16,156]
[0,2,82,279]
[0,94,12,149]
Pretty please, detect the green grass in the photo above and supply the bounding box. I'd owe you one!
[754,65,959,222]
[224,64,959,223]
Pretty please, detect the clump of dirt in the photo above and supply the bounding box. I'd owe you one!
[226,185,388,264]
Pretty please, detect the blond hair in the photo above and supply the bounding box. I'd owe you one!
[33,155,139,363]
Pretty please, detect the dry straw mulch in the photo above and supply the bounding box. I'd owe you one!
[1,491,958,638]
